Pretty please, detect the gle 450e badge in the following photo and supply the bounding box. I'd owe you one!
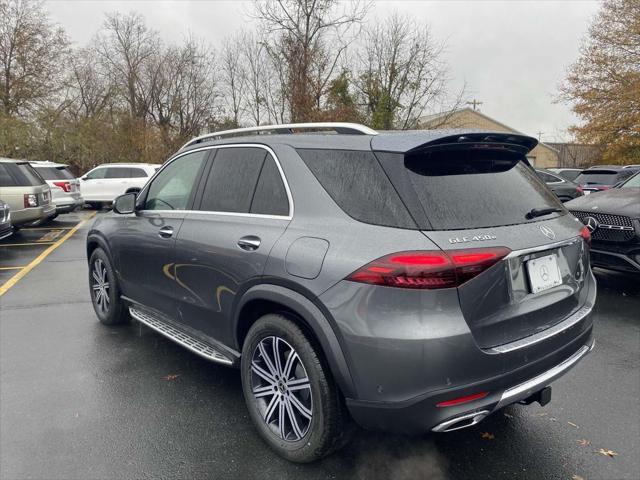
[448,234,497,244]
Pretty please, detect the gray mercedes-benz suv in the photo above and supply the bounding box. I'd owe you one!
[87,123,596,462]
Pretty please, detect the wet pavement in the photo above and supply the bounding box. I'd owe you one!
[0,213,638,479]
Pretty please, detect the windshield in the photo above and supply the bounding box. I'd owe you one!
[621,172,640,188]
[574,171,618,185]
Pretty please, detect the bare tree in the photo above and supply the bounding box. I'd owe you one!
[240,32,269,125]
[65,48,115,120]
[253,0,369,122]
[220,33,247,127]
[95,11,160,120]
[355,14,450,130]
[0,0,69,116]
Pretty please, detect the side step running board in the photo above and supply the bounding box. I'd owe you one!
[129,307,233,365]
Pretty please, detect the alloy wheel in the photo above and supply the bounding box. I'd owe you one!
[91,258,110,314]
[250,336,313,442]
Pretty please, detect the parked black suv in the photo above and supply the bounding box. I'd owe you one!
[567,171,640,274]
[87,123,595,462]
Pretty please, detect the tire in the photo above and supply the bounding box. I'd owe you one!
[241,314,351,463]
[87,202,102,210]
[88,247,129,325]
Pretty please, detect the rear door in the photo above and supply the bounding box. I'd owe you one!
[113,150,209,318]
[79,167,107,201]
[374,147,591,349]
[173,145,291,346]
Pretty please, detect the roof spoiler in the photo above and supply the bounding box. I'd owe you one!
[371,130,538,155]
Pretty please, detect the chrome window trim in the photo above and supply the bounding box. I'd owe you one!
[138,143,294,220]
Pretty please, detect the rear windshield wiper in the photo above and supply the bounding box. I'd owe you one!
[526,207,563,220]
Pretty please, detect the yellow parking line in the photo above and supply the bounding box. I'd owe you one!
[0,211,97,297]
[0,242,55,247]
[0,266,26,270]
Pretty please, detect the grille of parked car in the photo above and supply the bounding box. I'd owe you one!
[571,211,635,242]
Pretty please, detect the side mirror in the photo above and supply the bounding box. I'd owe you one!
[81,176,88,181]
[113,192,136,215]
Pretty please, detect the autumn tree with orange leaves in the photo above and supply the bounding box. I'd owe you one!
[560,0,640,164]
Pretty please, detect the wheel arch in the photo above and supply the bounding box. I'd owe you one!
[234,284,357,398]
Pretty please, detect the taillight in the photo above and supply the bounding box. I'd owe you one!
[53,181,71,192]
[576,185,583,195]
[580,226,591,247]
[24,194,38,208]
[347,247,511,289]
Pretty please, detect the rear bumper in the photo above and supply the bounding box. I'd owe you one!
[346,326,594,434]
[54,197,84,214]
[10,204,57,226]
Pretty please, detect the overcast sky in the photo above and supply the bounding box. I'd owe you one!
[44,0,601,142]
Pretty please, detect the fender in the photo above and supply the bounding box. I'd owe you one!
[86,231,113,264]
[234,283,357,398]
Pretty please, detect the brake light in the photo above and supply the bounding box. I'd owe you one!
[580,226,591,247]
[347,247,511,289]
[576,185,583,195]
[53,181,71,193]
[437,391,489,407]
[23,194,38,208]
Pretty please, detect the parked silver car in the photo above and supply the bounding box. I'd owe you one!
[0,158,56,228]
[30,161,83,214]
[0,200,12,240]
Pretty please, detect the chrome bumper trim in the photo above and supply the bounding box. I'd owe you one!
[495,339,594,410]
[488,303,593,354]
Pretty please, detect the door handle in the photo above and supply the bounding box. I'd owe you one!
[158,226,174,238]
[237,235,261,251]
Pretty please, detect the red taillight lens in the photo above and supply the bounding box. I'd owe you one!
[436,391,489,407]
[347,247,511,289]
[580,226,591,247]
[576,185,583,195]
[53,181,71,192]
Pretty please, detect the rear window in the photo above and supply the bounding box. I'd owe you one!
[0,162,45,186]
[298,149,416,229]
[379,148,564,230]
[34,166,74,180]
[574,170,618,185]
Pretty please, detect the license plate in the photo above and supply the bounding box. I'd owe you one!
[583,190,591,195]
[526,254,562,293]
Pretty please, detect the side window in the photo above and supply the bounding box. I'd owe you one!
[85,168,107,180]
[298,149,415,229]
[0,164,17,186]
[129,168,148,178]
[199,147,266,213]
[144,151,207,210]
[104,168,128,179]
[250,154,289,216]
[537,171,560,183]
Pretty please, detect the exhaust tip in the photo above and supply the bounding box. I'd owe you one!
[431,410,490,433]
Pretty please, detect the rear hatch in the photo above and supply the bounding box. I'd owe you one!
[34,165,80,195]
[373,135,591,349]
[574,169,619,193]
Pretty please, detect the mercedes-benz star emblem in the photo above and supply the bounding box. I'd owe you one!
[539,225,556,240]
[540,264,550,282]
[583,216,600,233]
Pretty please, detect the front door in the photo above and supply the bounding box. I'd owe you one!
[173,146,292,347]
[114,150,210,319]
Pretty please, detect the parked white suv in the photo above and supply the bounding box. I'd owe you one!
[30,161,84,214]
[79,163,159,208]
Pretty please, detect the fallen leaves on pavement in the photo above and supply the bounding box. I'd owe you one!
[161,374,180,381]
[572,475,585,480]
[503,412,514,419]
[597,448,618,458]
[567,421,579,429]
[480,432,495,440]
[577,439,590,447]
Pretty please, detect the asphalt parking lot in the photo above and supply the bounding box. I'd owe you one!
[0,212,638,480]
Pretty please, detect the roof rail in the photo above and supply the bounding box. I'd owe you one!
[182,122,378,149]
